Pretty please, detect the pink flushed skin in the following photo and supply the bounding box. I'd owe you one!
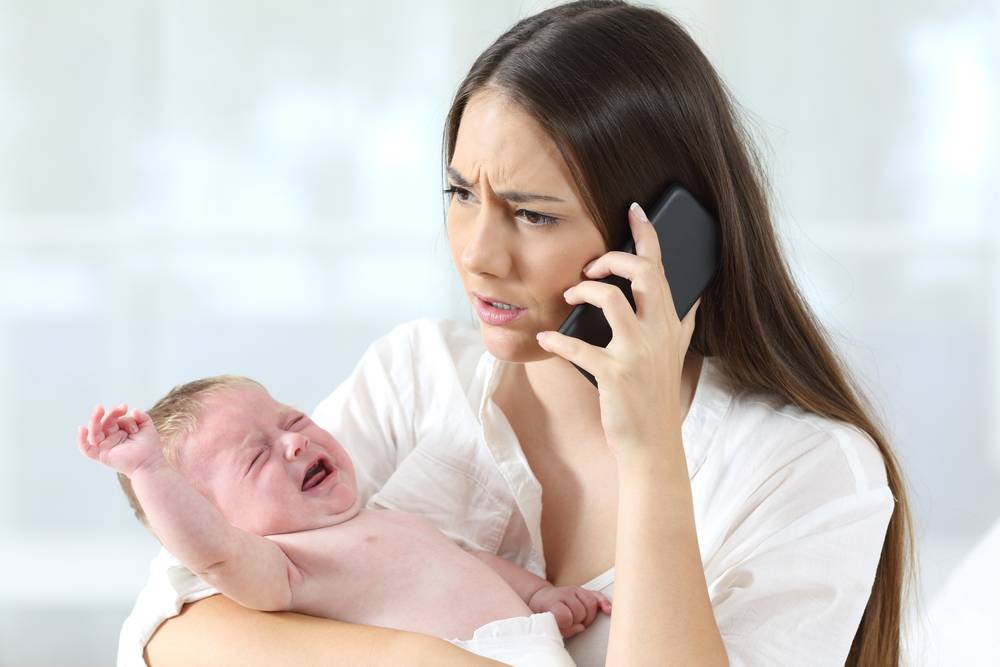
[474,295,526,325]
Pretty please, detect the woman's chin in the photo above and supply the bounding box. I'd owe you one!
[480,325,554,363]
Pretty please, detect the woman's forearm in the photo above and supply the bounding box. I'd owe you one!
[145,594,508,667]
[606,436,728,667]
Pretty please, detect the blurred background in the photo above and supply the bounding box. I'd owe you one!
[1,0,997,665]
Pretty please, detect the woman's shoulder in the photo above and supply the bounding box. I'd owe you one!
[706,374,889,496]
[359,318,486,403]
[361,317,481,368]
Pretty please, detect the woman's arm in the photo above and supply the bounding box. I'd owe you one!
[145,594,508,667]
[608,444,727,666]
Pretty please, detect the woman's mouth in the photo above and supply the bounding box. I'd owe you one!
[474,295,526,325]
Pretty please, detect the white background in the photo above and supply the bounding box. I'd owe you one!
[1,1,997,665]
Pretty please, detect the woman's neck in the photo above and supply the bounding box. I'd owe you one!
[497,349,704,438]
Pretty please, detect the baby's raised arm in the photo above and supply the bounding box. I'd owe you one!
[77,403,301,611]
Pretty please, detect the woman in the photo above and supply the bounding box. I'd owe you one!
[137,1,913,664]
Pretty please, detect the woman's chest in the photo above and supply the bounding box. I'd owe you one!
[511,421,619,588]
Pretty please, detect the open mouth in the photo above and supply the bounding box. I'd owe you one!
[301,456,335,492]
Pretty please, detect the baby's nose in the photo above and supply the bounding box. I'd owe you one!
[283,432,309,459]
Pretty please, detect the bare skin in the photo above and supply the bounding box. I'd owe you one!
[447,88,724,664]
[446,86,705,586]
[144,86,710,664]
[79,389,609,649]
[492,351,703,588]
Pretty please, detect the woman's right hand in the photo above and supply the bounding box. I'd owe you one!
[145,594,508,667]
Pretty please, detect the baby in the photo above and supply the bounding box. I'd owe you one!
[78,375,609,666]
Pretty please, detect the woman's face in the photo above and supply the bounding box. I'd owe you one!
[447,89,607,361]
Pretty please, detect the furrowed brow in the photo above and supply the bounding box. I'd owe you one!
[446,166,567,204]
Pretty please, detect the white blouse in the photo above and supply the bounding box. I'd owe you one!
[118,317,894,667]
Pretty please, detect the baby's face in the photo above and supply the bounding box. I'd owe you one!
[177,386,361,536]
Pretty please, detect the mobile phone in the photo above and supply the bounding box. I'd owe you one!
[556,184,720,388]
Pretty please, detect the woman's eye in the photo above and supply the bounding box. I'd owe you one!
[443,185,472,203]
[516,209,559,227]
[443,185,559,227]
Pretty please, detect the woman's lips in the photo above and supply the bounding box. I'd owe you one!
[475,292,522,308]
[474,296,526,325]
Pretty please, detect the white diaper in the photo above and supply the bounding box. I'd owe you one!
[445,612,576,666]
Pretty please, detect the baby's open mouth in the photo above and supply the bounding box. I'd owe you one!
[301,457,334,491]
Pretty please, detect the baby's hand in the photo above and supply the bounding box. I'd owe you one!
[77,404,165,478]
[528,585,612,639]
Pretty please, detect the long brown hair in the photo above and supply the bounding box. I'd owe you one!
[441,1,914,663]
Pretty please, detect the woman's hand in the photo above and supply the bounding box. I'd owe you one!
[535,202,700,462]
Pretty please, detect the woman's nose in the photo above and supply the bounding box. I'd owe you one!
[283,432,309,460]
[460,207,514,276]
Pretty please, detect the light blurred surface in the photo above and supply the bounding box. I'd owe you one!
[1,1,997,665]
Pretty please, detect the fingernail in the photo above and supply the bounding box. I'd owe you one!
[630,202,648,222]
[582,260,596,273]
[536,332,547,343]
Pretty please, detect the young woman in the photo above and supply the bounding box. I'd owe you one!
[136,2,913,664]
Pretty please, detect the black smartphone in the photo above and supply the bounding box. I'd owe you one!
[556,183,720,388]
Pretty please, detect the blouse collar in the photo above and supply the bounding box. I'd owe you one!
[474,350,735,480]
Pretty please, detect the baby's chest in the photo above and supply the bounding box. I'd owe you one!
[270,513,459,610]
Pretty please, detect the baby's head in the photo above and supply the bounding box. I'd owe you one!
[118,375,361,538]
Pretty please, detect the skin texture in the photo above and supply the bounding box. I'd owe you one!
[447,90,608,367]
[448,89,726,665]
[145,87,716,664]
[176,388,362,535]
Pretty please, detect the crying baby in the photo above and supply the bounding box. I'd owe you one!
[77,375,609,666]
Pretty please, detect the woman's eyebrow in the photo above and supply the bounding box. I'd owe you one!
[446,166,567,204]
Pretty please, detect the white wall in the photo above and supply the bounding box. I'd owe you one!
[1,1,996,664]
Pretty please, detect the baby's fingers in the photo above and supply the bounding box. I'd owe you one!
[77,425,96,458]
[89,405,113,445]
[563,591,586,624]
[100,404,128,433]
[116,415,139,435]
[596,592,612,615]
[575,589,598,626]
[133,408,151,426]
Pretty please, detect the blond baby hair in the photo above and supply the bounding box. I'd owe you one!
[117,374,265,531]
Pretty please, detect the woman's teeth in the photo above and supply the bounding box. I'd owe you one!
[490,301,517,310]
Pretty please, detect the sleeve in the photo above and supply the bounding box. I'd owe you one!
[310,321,418,506]
[705,426,895,667]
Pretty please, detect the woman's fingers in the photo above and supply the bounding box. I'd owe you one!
[564,280,640,339]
